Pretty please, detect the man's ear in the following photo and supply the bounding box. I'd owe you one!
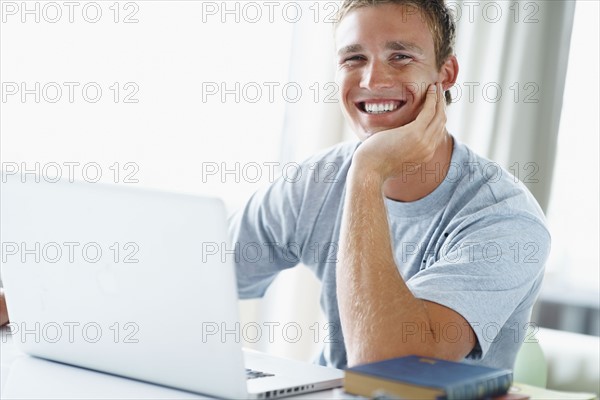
[439,55,459,92]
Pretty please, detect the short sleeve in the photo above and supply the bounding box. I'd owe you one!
[228,175,303,299]
[406,213,550,359]
[228,141,358,299]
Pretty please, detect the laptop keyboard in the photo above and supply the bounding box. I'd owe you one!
[246,368,275,380]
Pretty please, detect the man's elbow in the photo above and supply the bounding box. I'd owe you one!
[346,324,476,367]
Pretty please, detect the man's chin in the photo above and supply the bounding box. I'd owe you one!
[359,125,404,140]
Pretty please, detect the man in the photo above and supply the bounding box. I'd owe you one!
[229,0,549,371]
[1,0,549,371]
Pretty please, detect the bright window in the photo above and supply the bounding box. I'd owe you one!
[0,1,295,210]
[544,1,599,298]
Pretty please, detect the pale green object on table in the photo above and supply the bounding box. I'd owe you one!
[513,325,548,388]
[510,382,598,400]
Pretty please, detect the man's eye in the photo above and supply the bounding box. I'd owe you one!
[392,54,411,62]
[343,55,366,64]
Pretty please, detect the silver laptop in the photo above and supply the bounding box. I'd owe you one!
[0,174,343,399]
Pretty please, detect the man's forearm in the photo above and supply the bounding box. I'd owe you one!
[337,166,436,366]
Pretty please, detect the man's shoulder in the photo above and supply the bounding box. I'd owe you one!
[287,140,360,189]
[301,140,360,166]
[261,140,359,210]
[451,140,548,228]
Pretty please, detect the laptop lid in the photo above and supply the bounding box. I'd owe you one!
[1,175,248,398]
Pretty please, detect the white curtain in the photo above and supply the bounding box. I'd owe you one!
[447,0,576,212]
[239,3,344,360]
[278,8,348,161]
[244,0,576,361]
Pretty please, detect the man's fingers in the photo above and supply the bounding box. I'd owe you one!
[419,83,447,156]
[414,83,438,129]
[428,82,446,130]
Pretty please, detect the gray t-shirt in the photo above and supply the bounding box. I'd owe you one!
[229,137,550,370]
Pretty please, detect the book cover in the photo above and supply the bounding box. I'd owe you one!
[344,355,512,400]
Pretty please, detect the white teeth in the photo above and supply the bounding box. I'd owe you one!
[364,102,399,114]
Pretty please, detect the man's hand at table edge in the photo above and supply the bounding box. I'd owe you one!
[0,290,9,326]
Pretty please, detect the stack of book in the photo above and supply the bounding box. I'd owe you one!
[344,355,513,400]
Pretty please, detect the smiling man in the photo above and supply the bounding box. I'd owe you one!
[335,2,472,366]
[0,0,551,372]
[229,0,550,371]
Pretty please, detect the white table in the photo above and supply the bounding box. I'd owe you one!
[3,326,595,400]
[0,326,349,399]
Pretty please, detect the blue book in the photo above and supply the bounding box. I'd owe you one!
[344,355,512,400]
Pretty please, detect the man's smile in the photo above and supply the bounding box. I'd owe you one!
[356,99,407,115]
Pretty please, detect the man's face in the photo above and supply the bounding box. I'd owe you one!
[335,4,446,140]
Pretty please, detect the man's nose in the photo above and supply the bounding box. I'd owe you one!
[360,61,395,90]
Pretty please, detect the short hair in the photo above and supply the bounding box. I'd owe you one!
[335,0,457,104]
